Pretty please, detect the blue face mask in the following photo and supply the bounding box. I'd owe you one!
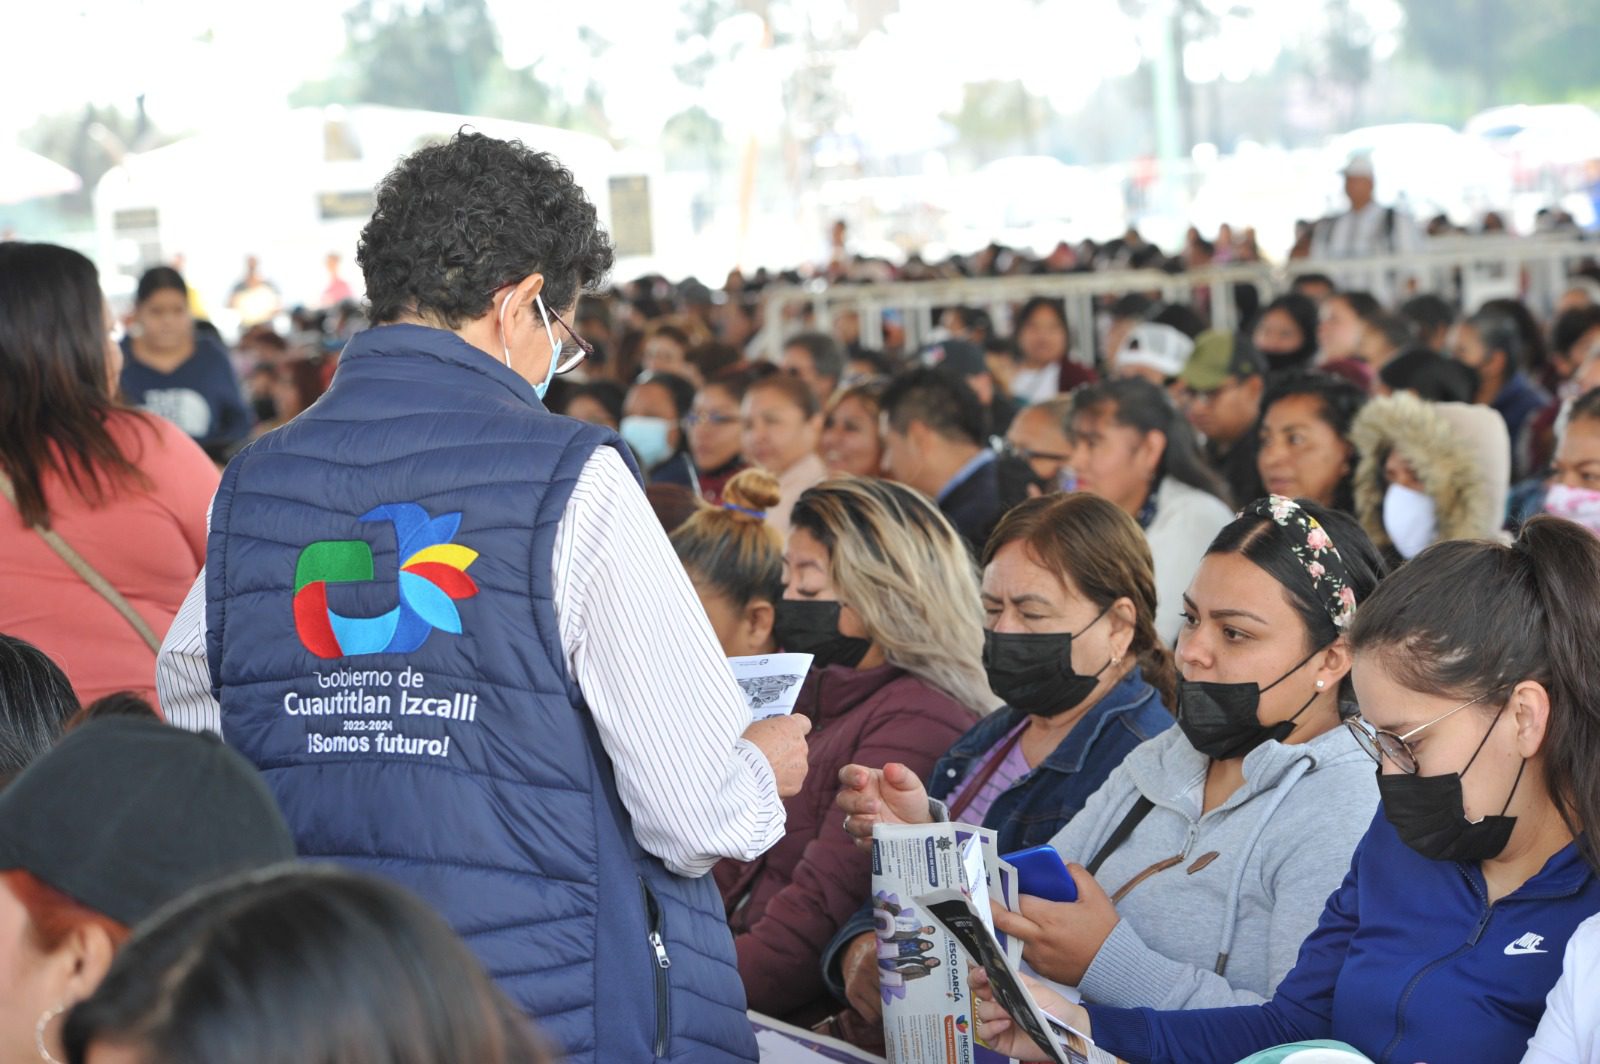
[621,415,674,469]
[500,291,563,401]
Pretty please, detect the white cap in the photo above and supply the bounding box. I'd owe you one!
[1115,322,1195,380]
[1343,152,1375,179]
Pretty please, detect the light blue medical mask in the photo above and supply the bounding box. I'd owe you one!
[499,290,563,401]
[620,416,674,469]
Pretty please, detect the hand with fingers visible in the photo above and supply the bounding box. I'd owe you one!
[744,714,813,798]
[835,761,933,850]
[840,931,884,1023]
[990,862,1121,986]
[969,965,1091,1062]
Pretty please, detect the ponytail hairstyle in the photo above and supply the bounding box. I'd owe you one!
[982,493,1176,709]
[1349,516,1600,871]
[670,468,784,610]
[1206,499,1387,703]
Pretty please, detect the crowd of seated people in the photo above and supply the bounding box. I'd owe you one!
[6,129,1600,1064]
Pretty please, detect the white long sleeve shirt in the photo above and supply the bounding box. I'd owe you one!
[1523,912,1600,1064]
[1309,201,1425,301]
[157,446,784,878]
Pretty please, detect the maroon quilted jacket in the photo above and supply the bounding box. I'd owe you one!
[714,662,978,1023]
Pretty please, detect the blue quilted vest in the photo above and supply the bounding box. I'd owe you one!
[206,324,757,1062]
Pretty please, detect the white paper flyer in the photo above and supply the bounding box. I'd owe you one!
[729,653,815,719]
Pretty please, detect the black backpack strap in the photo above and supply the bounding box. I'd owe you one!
[1085,796,1155,876]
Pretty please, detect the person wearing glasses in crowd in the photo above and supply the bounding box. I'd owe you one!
[1004,397,1076,494]
[155,132,811,1064]
[974,516,1600,1064]
[667,364,761,506]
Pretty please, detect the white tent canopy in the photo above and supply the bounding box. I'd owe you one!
[0,145,82,204]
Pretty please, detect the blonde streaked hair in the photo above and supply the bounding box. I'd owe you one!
[790,476,997,715]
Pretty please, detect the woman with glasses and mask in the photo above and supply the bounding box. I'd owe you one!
[156,132,813,1064]
[824,493,1174,1046]
[715,477,991,1027]
[975,515,1600,1064]
[660,364,759,506]
[852,498,1385,1023]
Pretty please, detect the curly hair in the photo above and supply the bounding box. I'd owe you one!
[357,130,615,328]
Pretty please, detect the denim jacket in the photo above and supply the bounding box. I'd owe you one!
[820,667,1173,1001]
[927,668,1173,853]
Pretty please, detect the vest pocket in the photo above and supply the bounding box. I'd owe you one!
[639,877,672,1058]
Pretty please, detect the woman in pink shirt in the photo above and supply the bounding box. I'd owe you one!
[0,243,218,711]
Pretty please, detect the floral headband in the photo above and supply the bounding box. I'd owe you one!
[1245,496,1357,630]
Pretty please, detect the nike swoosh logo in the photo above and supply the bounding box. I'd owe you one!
[1504,943,1549,955]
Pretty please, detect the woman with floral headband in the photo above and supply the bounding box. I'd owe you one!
[977,515,1600,1064]
[843,496,1387,1017]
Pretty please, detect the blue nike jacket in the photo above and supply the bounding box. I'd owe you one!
[1086,808,1600,1063]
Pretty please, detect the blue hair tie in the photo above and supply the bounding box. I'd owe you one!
[723,502,767,519]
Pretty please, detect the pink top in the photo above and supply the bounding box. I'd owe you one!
[0,412,218,712]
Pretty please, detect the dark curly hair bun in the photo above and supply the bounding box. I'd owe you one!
[357,129,616,328]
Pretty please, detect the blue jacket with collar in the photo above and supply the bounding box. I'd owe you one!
[1087,809,1600,1064]
[205,324,757,1062]
[926,668,1173,854]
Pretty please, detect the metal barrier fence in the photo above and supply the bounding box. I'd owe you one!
[755,235,1598,362]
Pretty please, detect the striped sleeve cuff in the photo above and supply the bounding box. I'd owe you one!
[733,737,787,855]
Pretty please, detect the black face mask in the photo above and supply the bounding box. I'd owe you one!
[1258,347,1317,374]
[1177,646,1324,761]
[1377,703,1525,863]
[983,606,1111,717]
[773,599,872,670]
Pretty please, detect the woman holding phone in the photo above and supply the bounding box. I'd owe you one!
[840,497,1385,1016]
[974,516,1600,1064]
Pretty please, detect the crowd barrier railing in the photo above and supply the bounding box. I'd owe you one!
[754,235,1597,362]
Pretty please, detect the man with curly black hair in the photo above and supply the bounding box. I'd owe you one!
[157,131,810,1063]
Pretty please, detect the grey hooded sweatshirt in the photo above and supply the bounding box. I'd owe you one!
[1048,721,1377,1011]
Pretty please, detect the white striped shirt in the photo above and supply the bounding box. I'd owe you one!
[157,446,784,877]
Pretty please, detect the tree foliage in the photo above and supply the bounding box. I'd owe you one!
[291,0,605,134]
[1395,0,1600,108]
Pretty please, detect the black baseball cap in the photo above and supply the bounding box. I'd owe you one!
[0,718,296,927]
[921,340,988,380]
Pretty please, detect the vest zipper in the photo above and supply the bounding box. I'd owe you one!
[639,878,672,1058]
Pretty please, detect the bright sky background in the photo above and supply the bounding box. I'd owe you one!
[4,0,1403,146]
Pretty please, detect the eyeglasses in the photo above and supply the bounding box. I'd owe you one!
[1345,691,1490,775]
[545,302,593,375]
[683,412,740,430]
[489,285,594,375]
[1002,441,1070,464]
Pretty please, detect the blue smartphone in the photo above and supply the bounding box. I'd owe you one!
[1003,845,1079,903]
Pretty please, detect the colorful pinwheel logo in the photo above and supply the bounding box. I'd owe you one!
[292,503,480,659]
